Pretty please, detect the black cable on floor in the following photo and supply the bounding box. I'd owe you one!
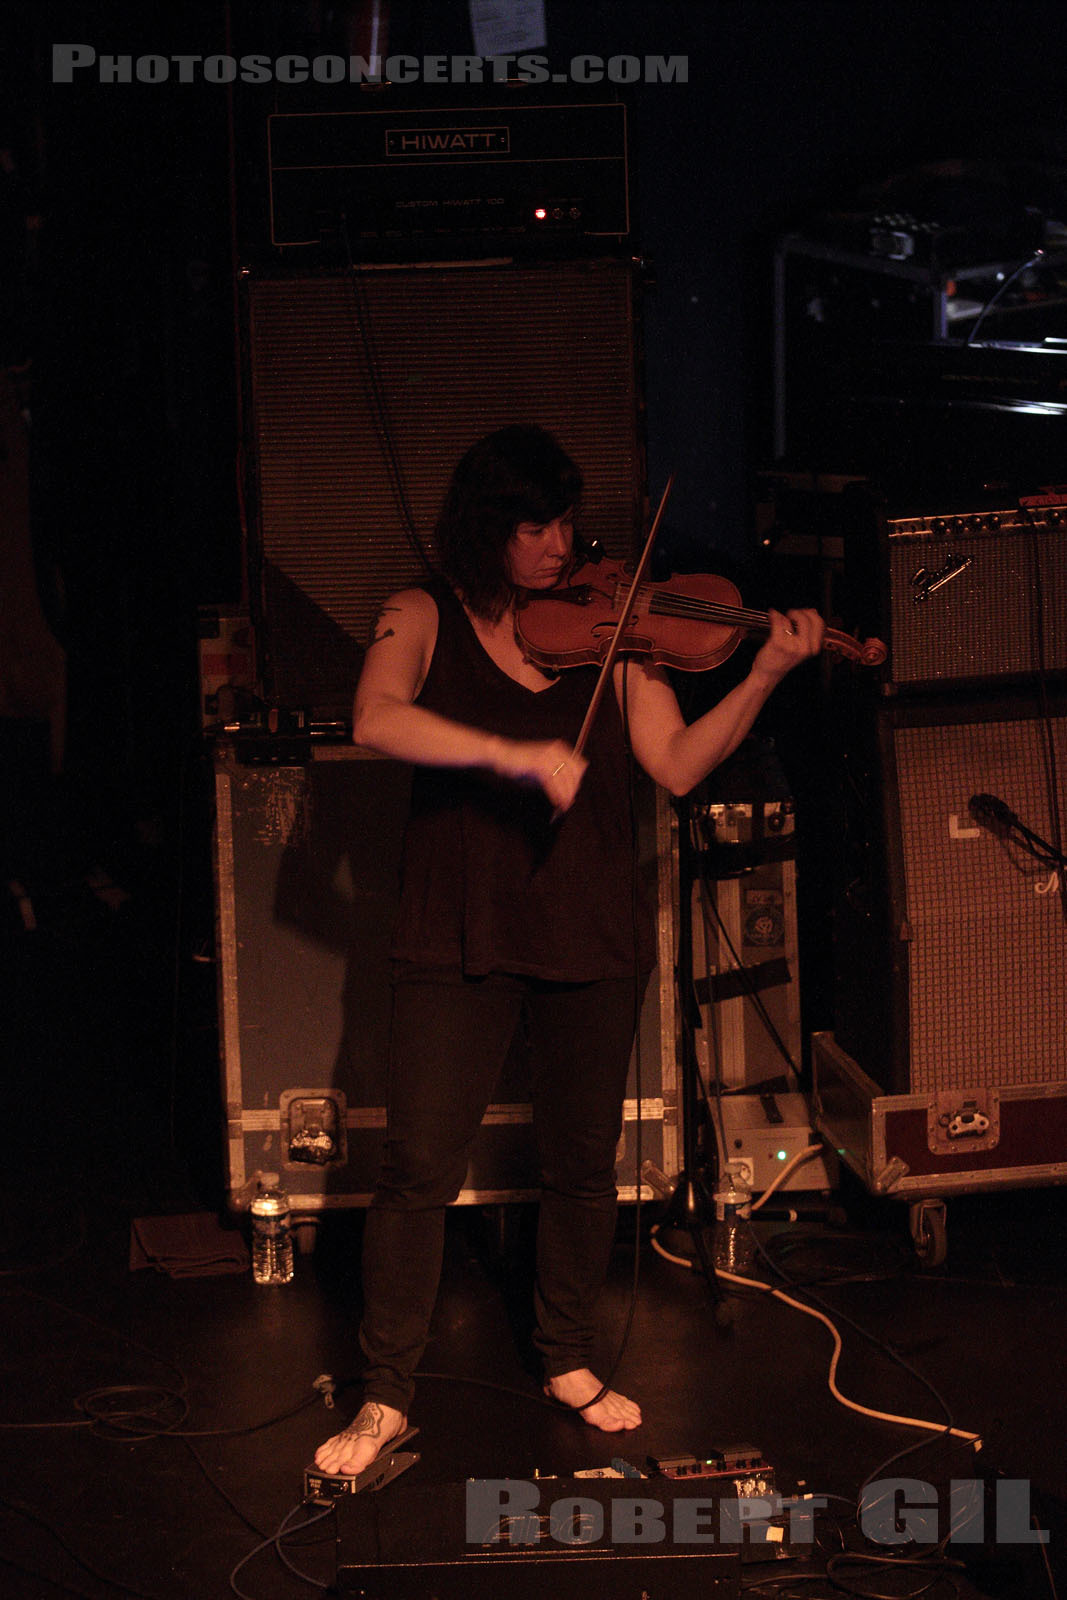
[825,1550,964,1598]
[228,1503,334,1600]
[758,1227,914,1288]
[0,1285,343,1594]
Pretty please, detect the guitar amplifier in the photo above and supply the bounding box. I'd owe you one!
[267,96,629,249]
[884,503,1067,689]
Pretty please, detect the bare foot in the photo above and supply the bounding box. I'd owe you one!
[544,1368,642,1431]
[313,1400,407,1477]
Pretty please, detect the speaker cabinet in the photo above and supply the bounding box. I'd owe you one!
[214,743,679,1211]
[833,692,1067,1095]
[241,260,643,715]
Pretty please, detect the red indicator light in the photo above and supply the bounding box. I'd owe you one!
[534,207,548,221]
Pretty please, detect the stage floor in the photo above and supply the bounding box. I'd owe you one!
[1,887,1064,1600]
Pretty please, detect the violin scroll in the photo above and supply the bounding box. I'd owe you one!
[822,627,888,669]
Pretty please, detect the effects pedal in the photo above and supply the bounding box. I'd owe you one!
[649,1443,776,1499]
[303,1426,420,1505]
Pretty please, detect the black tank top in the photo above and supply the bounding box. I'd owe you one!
[390,577,654,980]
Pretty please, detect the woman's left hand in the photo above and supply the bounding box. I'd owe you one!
[750,608,825,686]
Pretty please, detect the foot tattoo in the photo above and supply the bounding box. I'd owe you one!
[313,1400,407,1477]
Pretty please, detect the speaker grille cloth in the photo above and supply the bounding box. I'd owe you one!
[889,525,1067,685]
[894,715,1067,1090]
[246,262,641,711]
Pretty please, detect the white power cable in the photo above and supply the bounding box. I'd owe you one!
[649,1225,982,1450]
[749,1142,823,1210]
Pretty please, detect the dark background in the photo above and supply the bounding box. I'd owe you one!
[3,0,1066,957]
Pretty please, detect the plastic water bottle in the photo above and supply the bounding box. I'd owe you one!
[714,1171,755,1274]
[250,1173,294,1284]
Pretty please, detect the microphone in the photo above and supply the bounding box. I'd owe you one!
[969,792,1067,871]
[968,792,1018,834]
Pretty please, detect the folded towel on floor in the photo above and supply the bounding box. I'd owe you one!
[130,1213,250,1277]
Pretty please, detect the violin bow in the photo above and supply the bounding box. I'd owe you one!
[568,473,675,764]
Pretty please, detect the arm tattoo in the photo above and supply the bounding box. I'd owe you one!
[367,605,401,648]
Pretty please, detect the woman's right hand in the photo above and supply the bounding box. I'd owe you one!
[495,739,588,812]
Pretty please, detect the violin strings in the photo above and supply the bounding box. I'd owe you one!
[587,580,865,655]
[644,590,850,644]
[644,591,771,629]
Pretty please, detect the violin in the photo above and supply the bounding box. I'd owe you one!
[515,557,887,674]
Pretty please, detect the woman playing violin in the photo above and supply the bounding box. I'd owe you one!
[314,424,823,1478]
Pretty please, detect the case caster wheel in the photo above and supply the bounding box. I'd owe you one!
[909,1198,947,1268]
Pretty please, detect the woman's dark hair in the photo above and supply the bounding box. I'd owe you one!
[435,425,583,620]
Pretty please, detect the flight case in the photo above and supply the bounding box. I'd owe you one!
[213,739,681,1217]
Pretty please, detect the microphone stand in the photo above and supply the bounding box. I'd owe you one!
[651,793,731,1322]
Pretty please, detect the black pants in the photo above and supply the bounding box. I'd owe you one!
[358,965,644,1413]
